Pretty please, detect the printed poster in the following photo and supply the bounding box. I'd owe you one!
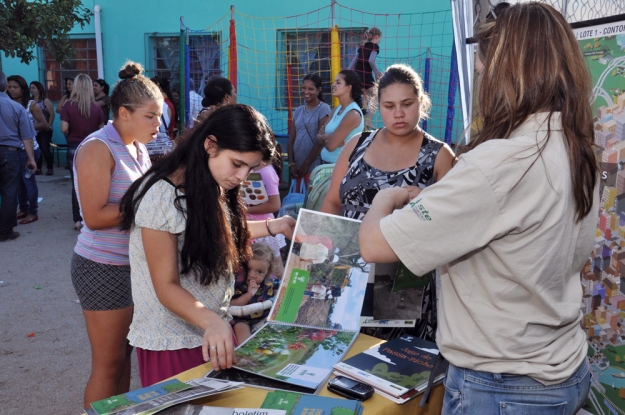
[573,20,625,415]
[269,209,369,332]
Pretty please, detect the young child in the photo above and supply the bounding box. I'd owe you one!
[231,243,281,343]
[246,159,286,278]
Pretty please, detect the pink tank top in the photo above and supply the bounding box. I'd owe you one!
[74,122,151,265]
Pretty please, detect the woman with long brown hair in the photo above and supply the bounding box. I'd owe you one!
[359,3,596,413]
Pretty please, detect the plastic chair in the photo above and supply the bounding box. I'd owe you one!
[307,163,335,192]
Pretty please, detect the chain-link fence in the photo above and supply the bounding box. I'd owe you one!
[473,0,625,29]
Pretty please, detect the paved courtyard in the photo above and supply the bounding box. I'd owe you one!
[0,170,140,415]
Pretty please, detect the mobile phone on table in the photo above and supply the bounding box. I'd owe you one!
[327,376,374,401]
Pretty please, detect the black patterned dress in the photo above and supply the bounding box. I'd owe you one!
[340,129,444,219]
[339,128,444,341]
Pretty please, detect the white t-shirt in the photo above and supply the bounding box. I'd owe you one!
[381,112,597,385]
[128,179,234,350]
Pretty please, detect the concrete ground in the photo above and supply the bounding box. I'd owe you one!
[0,169,140,415]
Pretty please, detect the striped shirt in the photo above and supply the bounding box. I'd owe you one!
[74,122,151,265]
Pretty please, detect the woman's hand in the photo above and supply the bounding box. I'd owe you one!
[315,134,326,146]
[375,187,411,210]
[289,164,299,178]
[202,313,237,371]
[403,185,423,201]
[269,215,296,240]
[296,162,309,178]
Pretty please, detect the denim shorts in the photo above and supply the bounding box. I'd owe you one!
[443,359,590,415]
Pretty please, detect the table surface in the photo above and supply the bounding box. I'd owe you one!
[175,333,444,414]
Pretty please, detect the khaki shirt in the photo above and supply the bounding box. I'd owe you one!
[381,112,596,385]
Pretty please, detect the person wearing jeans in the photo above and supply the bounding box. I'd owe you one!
[17,147,41,223]
[0,70,37,242]
[359,4,596,414]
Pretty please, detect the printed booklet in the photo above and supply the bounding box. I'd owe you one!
[261,391,363,415]
[155,404,286,415]
[240,172,269,205]
[333,334,444,403]
[87,378,243,415]
[359,263,430,328]
[209,210,370,393]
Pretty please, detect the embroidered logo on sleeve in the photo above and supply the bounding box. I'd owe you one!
[408,198,432,221]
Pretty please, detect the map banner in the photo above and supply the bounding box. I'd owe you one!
[574,19,625,415]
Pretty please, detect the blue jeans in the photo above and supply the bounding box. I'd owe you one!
[18,148,40,215]
[0,147,21,238]
[443,359,590,415]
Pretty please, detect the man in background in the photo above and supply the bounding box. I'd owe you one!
[0,70,37,241]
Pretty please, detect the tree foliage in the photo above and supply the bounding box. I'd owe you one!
[0,0,92,64]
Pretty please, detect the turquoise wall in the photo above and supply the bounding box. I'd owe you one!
[1,0,459,143]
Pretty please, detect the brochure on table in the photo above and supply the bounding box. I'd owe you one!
[211,209,370,393]
[88,378,242,415]
[334,334,444,402]
[261,391,364,415]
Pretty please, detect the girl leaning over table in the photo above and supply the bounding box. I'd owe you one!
[119,104,295,387]
[359,3,597,413]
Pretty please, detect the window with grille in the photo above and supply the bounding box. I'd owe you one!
[41,37,98,102]
[277,28,363,109]
[147,34,221,93]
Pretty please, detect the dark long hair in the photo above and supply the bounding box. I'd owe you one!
[7,75,29,108]
[94,78,110,95]
[377,64,431,120]
[202,75,234,107]
[338,69,363,109]
[64,77,74,98]
[471,2,597,222]
[302,73,324,101]
[120,104,276,285]
[30,81,47,101]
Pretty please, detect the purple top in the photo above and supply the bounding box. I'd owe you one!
[61,101,106,144]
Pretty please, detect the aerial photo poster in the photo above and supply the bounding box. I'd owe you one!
[573,19,625,415]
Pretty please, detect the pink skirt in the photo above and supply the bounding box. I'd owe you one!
[136,346,205,387]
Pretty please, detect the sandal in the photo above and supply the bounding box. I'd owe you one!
[16,211,28,220]
[19,215,38,225]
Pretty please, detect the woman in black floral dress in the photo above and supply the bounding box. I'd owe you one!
[321,64,455,340]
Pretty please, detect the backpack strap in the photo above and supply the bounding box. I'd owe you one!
[347,131,372,163]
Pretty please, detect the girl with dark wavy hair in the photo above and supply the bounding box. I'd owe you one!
[315,69,364,164]
[359,3,596,413]
[120,104,295,386]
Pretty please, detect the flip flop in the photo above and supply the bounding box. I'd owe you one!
[19,215,38,225]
